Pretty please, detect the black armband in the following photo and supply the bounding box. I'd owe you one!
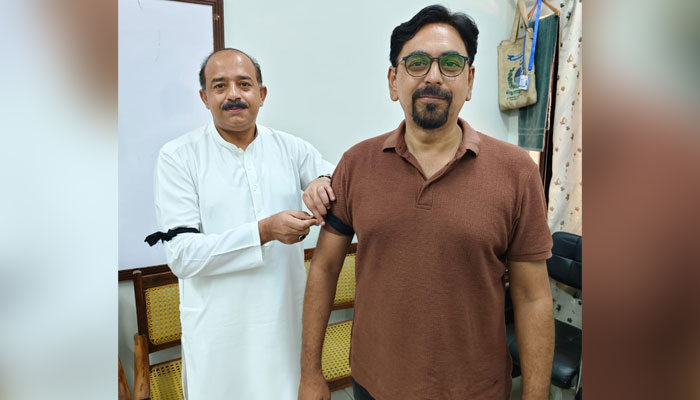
[325,211,354,236]
[144,227,200,246]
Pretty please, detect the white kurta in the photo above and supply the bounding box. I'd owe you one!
[153,122,333,399]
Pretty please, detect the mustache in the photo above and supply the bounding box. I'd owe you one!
[412,86,452,102]
[221,100,249,110]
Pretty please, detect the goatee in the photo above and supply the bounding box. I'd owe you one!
[411,86,452,130]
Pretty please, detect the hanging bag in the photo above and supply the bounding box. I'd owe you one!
[498,0,540,111]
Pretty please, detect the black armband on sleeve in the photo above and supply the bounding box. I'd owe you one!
[325,211,354,236]
[144,227,200,246]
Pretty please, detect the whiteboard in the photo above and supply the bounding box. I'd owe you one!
[118,0,214,269]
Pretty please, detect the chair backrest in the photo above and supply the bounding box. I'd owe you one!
[133,270,181,353]
[547,231,582,290]
[304,243,357,310]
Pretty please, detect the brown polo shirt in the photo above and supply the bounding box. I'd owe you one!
[323,119,552,400]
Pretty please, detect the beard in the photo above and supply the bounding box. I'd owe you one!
[411,86,452,130]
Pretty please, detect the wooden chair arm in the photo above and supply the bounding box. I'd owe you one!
[133,334,151,400]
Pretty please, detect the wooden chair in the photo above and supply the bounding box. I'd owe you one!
[132,270,184,400]
[304,243,357,391]
[119,357,132,400]
[130,245,356,397]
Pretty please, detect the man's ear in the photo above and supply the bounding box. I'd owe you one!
[199,89,210,109]
[388,66,399,102]
[259,85,267,106]
[465,65,475,101]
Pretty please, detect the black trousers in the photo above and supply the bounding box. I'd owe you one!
[352,378,376,400]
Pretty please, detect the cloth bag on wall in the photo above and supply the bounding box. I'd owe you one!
[498,0,537,111]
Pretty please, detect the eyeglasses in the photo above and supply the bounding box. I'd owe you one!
[400,52,470,77]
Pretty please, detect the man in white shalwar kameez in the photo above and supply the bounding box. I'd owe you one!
[151,48,336,400]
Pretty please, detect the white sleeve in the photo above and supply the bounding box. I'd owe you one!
[293,136,335,190]
[153,149,263,279]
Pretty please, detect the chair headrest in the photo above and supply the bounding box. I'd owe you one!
[547,231,582,290]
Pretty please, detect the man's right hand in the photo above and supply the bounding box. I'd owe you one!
[258,210,318,245]
[298,373,331,400]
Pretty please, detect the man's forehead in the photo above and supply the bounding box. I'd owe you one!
[210,74,253,82]
[205,51,255,77]
[400,23,467,57]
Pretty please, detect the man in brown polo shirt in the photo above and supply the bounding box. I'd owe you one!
[299,5,554,400]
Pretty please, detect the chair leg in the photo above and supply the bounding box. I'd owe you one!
[133,334,150,400]
[119,358,132,400]
[574,359,582,394]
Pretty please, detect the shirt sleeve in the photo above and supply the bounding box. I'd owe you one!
[293,136,335,190]
[153,148,264,279]
[506,163,553,261]
[322,153,354,236]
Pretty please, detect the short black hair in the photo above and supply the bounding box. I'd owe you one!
[390,5,479,67]
[199,48,263,90]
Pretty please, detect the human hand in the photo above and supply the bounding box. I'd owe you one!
[302,176,335,226]
[298,373,331,400]
[258,211,318,245]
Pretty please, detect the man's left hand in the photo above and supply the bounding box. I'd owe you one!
[302,176,335,226]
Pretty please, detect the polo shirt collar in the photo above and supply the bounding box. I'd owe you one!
[381,118,481,158]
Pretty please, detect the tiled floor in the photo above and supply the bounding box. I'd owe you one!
[330,386,355,400]
[329,378,578,400]
[510,377,578,400]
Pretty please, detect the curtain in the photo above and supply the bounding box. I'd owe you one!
[547,0,582,236]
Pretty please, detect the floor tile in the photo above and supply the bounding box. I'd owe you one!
[331,388,351,400]
[510,376,578,400]
[344,386,355,399]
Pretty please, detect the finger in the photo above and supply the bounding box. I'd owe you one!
[324,185,336,202]
[302,190,315,214]
[286,215,317,232]
[316,187,331,209]
[296,218,318,231]
[308,207,324,226]
[292,209,321,227]
[288,210,313,220]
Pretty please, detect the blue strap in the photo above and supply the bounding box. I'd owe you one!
[528,0,543,72]
[520,0,543,74]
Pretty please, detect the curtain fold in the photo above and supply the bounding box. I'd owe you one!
[547,0,582,236]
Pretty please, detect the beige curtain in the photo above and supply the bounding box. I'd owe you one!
[547,0,582,236]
